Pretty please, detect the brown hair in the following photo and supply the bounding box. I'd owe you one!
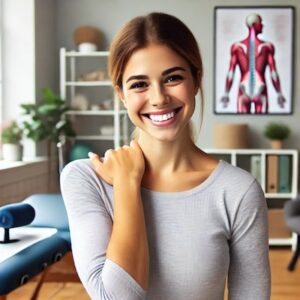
[108,12,204,139]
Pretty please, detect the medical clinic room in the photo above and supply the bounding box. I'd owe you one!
[0,0,299,299]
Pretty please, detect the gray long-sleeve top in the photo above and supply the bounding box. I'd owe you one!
[60,159,271,300]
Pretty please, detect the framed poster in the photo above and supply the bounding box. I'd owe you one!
[214,6,294,114]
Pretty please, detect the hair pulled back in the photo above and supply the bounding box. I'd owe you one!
[109,12,203,89]
[108,12,204,138]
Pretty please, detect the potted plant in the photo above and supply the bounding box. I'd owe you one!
[1,121,23,161]
[21,88,76,184]
[264,122,291,149]
[21,88,75,147]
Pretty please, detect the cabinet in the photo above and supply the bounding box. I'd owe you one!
[59,48,130,154]
[205,148,299,249]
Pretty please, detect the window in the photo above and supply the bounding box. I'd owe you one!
[0,0,3,151]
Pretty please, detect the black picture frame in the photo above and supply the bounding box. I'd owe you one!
[214,6,295,115]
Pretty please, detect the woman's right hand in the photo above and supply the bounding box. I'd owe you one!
[89,140,145,186]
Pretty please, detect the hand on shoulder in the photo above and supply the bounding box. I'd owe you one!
[88,140,145,185]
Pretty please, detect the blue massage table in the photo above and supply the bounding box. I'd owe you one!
[0,194,71,300]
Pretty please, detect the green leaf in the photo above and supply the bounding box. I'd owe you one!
[1,121,23,144]
[20,87,75,144]
[38,104,61,115]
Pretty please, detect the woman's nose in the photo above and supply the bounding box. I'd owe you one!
[149,84,170,107]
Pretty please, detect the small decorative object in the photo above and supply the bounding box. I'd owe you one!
[79,70,106,81]
[90,104,101,111]
[213,123,249,149]
[100,125,114,136]
[69,143,93,161]
[264,122,290,149]
[100,99,114,110]
[1,121,23,161]
[74,26,103,53]
[71,94,89,111]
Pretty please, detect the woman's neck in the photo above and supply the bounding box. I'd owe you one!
[137,131,199,177]
[136,129,219,192]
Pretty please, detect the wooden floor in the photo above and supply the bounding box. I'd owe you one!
[5,248,300,300]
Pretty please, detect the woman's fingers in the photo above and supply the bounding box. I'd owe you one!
[104,149,112,160]
[88,142,144,185]
[88,152,101,163]
[130,140,138,148]
[88,152,103,170]
[88,152,113,185]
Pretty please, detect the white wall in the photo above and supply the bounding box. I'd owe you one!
[35,0,57,97]
[35,0,56,155]
[2,0,35,120]
[54,0,300,150]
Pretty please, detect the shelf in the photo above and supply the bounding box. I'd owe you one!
[66,81,112,86]
[205,148,297,155]
[66,110,127,116]
[75,135,127,141]
[75,135,114,141]
[265,193,294,199]
[269,238,293,246]
[66,51,110,57]
[60,47,132,148]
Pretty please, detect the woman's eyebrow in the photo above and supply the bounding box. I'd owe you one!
[126,75,148,84]
[162,66,186,76]
[125,66,186,84]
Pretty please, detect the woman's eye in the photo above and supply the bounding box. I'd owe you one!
[165,74,183,84]
[130,81,148,90]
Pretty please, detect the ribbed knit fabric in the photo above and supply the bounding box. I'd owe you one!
[60,159,270,300]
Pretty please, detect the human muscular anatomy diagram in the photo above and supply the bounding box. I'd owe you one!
[221,13,285,114]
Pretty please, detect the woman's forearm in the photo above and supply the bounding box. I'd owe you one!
[106,176,149,290]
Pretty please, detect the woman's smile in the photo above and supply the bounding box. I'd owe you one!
[141,107,183,127]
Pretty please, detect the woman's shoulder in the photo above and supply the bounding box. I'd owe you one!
[61,159,94,179]
[60,158,112,190]
[216,160,262,196]
[211,161,265,218]
[219,160,256,184]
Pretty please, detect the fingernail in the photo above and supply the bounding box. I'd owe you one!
[88,152,96,158]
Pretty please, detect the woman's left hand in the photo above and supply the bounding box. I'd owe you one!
[89,140,145,185]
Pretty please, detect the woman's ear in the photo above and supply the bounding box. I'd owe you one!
[115,85,127,108]
[194,84,199,96]
[194,71,201,95]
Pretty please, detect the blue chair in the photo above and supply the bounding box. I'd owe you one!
[0,194,71,300]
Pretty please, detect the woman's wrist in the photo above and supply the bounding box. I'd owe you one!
[114,172,143,187]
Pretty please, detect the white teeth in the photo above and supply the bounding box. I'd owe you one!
[149,111,175,122]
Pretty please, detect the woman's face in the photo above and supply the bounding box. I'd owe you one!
[117,43,198,142]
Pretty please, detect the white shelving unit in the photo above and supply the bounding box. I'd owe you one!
[205,148,299,249]
[60,48,129,150]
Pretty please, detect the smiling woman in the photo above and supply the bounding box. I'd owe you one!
[115,43,197,143]
[60,12,271,300]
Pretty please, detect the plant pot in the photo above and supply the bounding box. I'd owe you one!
[270,139,283,149]
[74,26,102,52]
[78,42,97,53]
[213,123,249,149]
[2,143,23,161]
